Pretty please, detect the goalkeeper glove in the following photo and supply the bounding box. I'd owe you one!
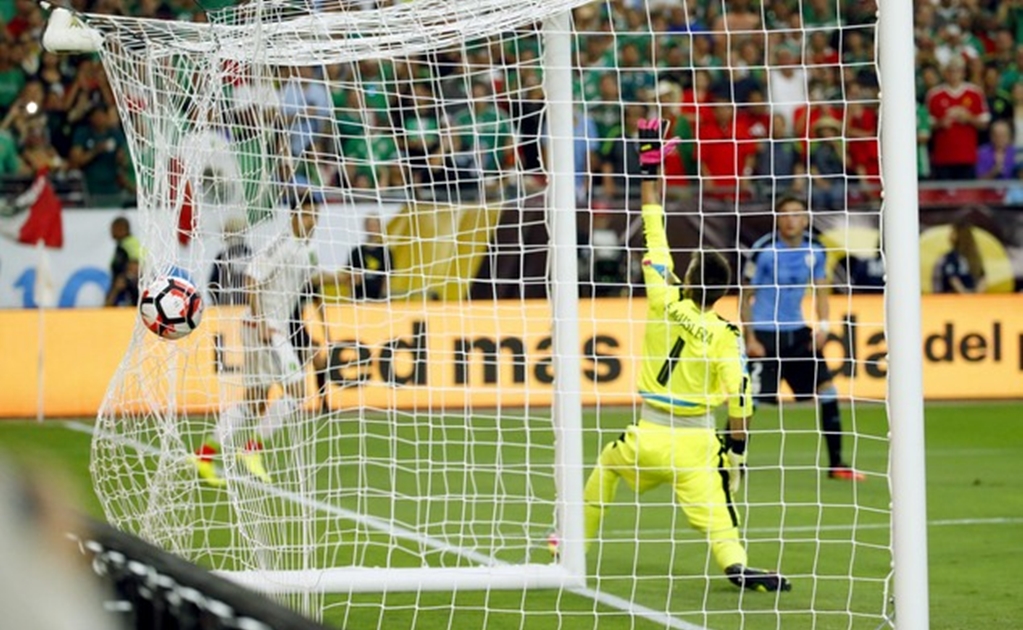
[636,118,680,178]
[723,436,747,496]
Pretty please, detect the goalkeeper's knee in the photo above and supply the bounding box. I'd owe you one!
[597,432,631,467]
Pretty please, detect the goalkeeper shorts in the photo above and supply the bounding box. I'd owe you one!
[603,420,739,532]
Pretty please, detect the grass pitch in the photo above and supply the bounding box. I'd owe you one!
[0,402,1019,630]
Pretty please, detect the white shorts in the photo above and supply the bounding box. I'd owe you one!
[241,320,304,389]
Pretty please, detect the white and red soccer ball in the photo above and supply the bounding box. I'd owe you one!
[139,276,204,340]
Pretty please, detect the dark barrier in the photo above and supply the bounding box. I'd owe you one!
[72,518,332,630]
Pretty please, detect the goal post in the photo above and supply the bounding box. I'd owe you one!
[544,8,588,583]
[879,0,931,627]
[41,0,932,626]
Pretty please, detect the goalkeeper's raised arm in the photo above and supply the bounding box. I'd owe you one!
[570,117,789,594]
[636,120,677,317]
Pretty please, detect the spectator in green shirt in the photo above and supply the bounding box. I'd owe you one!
[998,45,1023,93]
[617,42,655,103]
[344,117,400,190]
[69,106,128,206]
[451,82,513,177]
[590,74,624,144]
[917,103,931,180]
[0,129,26,175]
[0,45,26,110]
[355,58,392,114]
[401,86,441,182]
[1,80,45,142]
[0,0,15,22]
[996,1,1023,47]
[333,89,365,151]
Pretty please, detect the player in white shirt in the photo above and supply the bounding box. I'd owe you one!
[195,191,324,486]
[241,204,319,395]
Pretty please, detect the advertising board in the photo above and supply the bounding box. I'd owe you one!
[1,295,1020,418]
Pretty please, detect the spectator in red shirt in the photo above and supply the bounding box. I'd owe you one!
[680,69,713,128]
[792,81,844,157]
[5,0,40,40]
[655,81,697,188]
[697,101,759,197]
[926,58,990,180]
[808,31,840,66]
[845,82,880,186]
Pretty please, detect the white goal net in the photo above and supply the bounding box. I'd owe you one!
[47,0,899,627]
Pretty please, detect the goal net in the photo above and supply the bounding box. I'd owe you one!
[46,0,896,627]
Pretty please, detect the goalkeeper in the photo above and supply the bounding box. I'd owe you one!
[579,118,790,593]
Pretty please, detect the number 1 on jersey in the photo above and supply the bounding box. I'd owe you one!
[656,336,687,386]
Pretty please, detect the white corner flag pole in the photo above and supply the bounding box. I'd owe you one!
[35,239,57,422]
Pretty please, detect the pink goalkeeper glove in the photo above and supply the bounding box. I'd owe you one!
[637,118,680,178]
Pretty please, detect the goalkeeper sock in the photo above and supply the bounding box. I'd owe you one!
[710,534,748,573]
[583,461,621,552]
[583,504,605,554]
[820,399,843,469]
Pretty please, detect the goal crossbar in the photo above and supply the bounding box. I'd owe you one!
[41,2,596,64]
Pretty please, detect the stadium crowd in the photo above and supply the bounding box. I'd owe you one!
[3,0,1023,208]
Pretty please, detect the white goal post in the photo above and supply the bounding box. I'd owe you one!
[879,0,930,627]
[42,0,929,626]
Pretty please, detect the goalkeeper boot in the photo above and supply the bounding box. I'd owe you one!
[192,442,225,488]
[238,439,271,483]
[725,564,792,593]
[828,466,866,482]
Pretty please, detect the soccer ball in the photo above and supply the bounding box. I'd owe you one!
[139,276,204,340]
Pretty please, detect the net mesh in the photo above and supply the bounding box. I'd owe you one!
[74,0,893,626]
[87,0,590,618]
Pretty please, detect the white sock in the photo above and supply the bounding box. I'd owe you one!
[258,396,299,441]
[216,403,249,447]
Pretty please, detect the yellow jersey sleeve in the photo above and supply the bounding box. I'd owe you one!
[640,203,676,314]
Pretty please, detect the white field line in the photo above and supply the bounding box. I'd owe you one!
[63,420,710,630]
[604,517,1023,538]
[63,421,499,564]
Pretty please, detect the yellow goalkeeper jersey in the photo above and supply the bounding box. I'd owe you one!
[637,203,751,420]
